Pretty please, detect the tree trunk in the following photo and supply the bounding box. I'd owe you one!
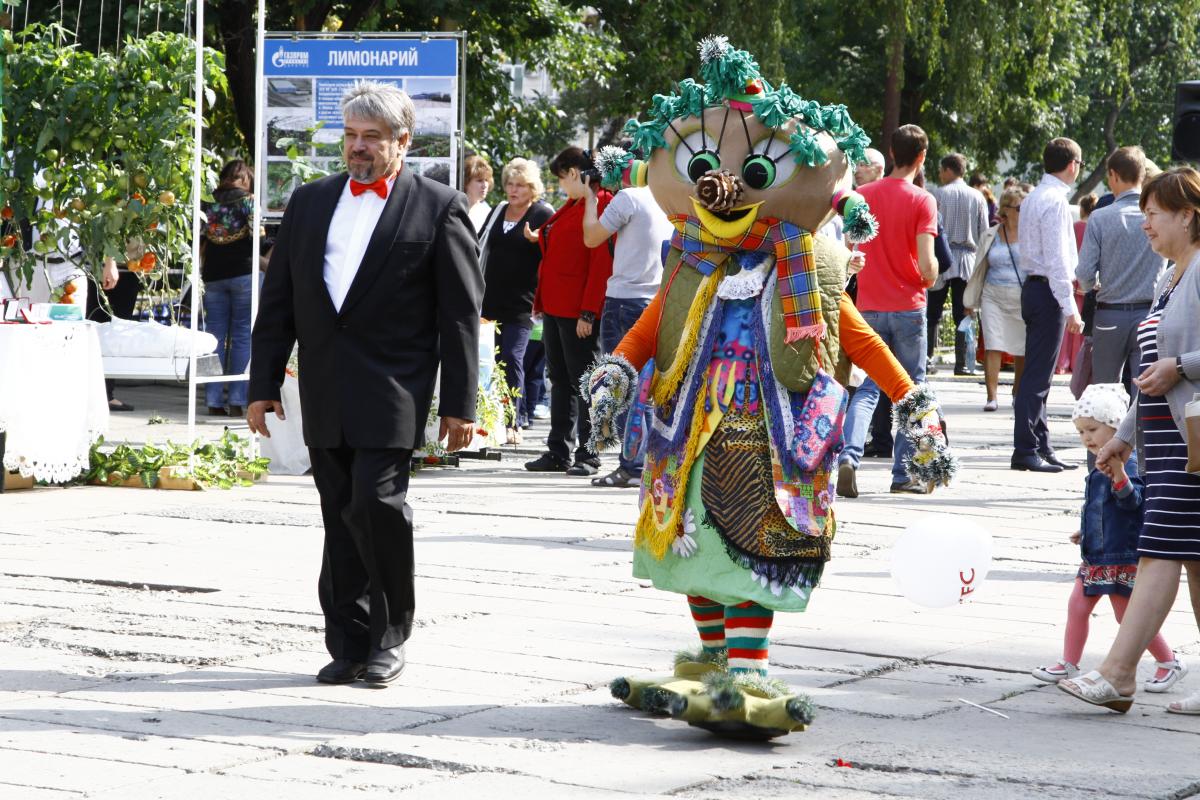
[1071,95,1129,202]
[215,0,257,152]
[881,1,906,171]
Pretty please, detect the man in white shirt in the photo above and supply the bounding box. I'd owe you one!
[582,182,673,487]
[929,153,989,375]
[1012,137,1085,473]
[248,81,482,687]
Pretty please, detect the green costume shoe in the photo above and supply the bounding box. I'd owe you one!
[610,650,814,740]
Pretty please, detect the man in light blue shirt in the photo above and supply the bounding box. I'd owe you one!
[1075,146,1168,393]
[1013,137,1085,473]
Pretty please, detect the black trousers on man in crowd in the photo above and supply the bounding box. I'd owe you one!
[308,444,416,661]
[542,313,602,465]
[926,276,971,373]
[1013,277,1067,461]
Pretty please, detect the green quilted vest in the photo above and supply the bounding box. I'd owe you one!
[654,236,848,395]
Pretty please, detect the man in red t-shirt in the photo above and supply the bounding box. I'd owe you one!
[837,124,939,497]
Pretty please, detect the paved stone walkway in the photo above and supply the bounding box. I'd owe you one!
[1,372,1197,799]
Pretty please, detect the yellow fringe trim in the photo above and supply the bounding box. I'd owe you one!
[652,267,723,407]
[635,375,716,560]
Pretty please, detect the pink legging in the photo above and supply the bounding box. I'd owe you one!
[1064,577,1174,665]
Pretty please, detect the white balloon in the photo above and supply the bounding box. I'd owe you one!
[890,517,993,608]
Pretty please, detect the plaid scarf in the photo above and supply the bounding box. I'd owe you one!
[669,215,825,342]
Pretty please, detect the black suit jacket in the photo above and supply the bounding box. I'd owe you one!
[249,167,483,450]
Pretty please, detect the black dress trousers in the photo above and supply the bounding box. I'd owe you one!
[308,444,415,660]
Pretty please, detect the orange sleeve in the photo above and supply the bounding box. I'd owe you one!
[838,294,915,402]
[613,288,664,371]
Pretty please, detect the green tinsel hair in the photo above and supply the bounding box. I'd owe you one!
[594,145,634,191]
[697,35,760,100]
[626,37,874,169]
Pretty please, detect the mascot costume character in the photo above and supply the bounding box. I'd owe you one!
[584,36,956,739]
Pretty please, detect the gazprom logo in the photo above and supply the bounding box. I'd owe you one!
[271,46,310,69]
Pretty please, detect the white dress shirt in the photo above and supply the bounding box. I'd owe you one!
[323,174,396,312]
[1017,173,1078,316]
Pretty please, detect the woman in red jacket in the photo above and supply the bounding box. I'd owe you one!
[524,147,614,475]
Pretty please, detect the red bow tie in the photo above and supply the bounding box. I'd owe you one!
[349,177,389,199]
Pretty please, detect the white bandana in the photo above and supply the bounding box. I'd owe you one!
[1073,383,1129,429]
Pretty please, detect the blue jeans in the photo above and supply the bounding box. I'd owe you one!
[839,309,927,484]
[522,339,547,412]
[601,296,651,474]
[203,274,256,408]
[495,321,532,427]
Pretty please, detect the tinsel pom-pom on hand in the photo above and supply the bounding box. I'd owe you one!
[581,354,639,454]
[893,385,957,492]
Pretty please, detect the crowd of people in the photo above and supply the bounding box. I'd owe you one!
[462,128,1200,717]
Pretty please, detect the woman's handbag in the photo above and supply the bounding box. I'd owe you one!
[1186,393,1200,475]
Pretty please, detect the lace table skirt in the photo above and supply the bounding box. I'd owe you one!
[0,322,109,483]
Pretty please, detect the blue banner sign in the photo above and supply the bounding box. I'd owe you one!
[263,38,458,78]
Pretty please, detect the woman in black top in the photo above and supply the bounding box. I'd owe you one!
[479,157,554,443]
[201,160,264,416]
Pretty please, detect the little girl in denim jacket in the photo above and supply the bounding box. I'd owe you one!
[1032,383,1186,691]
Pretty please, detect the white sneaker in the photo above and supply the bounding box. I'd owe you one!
[1144,655,1187,693]
[1032,661,1080,683]
[983,399,998,412]
[532,404,550,420]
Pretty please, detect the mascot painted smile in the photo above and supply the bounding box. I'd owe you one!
[584,36,956,739]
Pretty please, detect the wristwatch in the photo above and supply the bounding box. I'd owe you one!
[579,310,596,324]
[1177,355,1186,378]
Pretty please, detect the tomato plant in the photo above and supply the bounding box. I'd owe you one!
[0,24,228,294]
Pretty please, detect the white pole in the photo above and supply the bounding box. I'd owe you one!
[186,0,204,459]
[247,0,266,457]
[250,0,264,373]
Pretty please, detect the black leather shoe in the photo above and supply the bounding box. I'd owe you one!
[525,452,569,472]
[862,442,893,458]
[1039,451,1078,470]
[316,658,366,685]
[889,480,929,494]
[363,645,406,686]
[1011,455,1063,473]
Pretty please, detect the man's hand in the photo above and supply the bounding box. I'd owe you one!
[246,400,285,438]
[1134,357,1181,397]
[439,416,475,452]
[576,318,594,338]
[523,222,539,243]
[101,257,119,291]
[1069,530,1082,545]
[1065,312,1084,335]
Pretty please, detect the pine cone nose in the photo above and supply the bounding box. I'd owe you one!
[695,169,744,213]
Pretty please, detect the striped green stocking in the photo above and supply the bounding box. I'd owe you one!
[687,595,726,654]
[725,601,774,676]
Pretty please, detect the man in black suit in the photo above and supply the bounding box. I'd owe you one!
[248,81,482,687]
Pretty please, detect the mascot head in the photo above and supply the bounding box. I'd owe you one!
[595,36,877,243]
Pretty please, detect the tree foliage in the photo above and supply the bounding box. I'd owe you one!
[9,0,1199,195]
[0,25,227,290]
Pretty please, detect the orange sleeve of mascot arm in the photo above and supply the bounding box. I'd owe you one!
[838,293,915,402]
[612,289,664,372]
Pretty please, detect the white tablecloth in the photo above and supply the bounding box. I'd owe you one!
[0,322,109,482]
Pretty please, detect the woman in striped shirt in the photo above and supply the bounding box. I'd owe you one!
[1060,166,1200,714]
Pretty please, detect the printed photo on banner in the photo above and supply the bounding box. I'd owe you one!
[259,35,463,215]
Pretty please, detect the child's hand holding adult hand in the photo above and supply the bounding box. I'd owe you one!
[1096,437,1131,475]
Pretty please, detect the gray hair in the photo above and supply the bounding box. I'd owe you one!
[340,80,416,141]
